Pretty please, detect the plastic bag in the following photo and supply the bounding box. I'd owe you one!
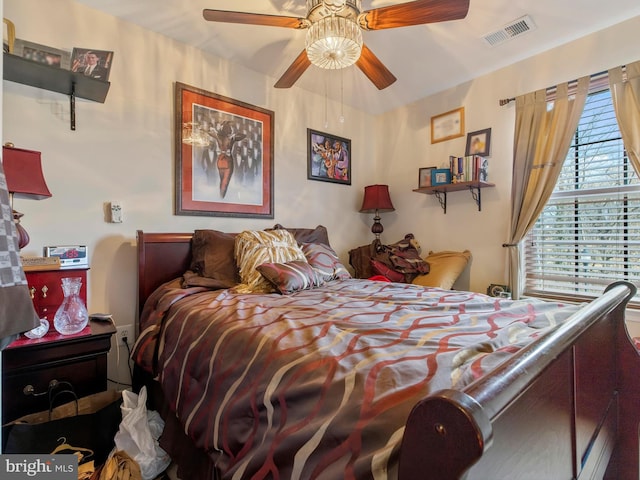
[113,387,171,480]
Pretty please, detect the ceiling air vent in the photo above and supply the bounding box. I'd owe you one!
[483,15,536,47]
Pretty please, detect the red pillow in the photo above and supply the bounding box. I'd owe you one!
[370,259,405,283]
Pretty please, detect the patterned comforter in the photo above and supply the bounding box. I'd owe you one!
[132,278,578,480]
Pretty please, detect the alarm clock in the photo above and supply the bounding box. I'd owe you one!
[487,283,510,297]
[44,245,89,268]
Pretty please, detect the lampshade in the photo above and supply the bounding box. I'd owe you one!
[305,15,363,69]
[2,146,52,200]
[2,144,52,250]
[359,184,395,213]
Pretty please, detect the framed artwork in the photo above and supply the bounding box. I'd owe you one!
[13,39,70,69]
[430,107,465,144]
[465,128,492,156]
[307,129,351,185]
[418,166,436,188]
[175,82,274,218]
[431,168,452,186]
[70,48,114,81]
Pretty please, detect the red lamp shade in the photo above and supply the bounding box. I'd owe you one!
[359,184,395,242]
[359,184,395,213]
[2,145,52,249]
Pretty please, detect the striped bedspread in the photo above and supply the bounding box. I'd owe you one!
[132,278,577,479]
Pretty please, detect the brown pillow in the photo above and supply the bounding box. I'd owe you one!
[301,242,351,281]
[186,230,239,288]
[257,261,325,294]
[269,224,331,246]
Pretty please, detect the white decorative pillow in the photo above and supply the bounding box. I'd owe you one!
[234,229,307,293]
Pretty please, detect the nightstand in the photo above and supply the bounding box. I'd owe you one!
[1,267,116,423]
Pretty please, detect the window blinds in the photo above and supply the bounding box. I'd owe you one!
[524,88,640,302]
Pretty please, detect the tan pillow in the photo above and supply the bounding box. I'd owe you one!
[234,229,307,293]
[412,250,471,290]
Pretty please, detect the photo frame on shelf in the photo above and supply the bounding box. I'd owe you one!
[13,39,70,69]
[418,166,436,188]
[430,107,465,144]
[70,48,114,81]
[174,82,274,218]
[431,168,452,186]
[465,128,492,156]
[307,129,352,185]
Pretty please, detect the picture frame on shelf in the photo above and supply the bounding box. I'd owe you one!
[465,128,492,156]
[418,166,436,188]
[430,107,465,144]
[174,82,274,218]
[13,39,70,69]
[307,129,352,185]
[70,48,114,81]
[431,168,452,186]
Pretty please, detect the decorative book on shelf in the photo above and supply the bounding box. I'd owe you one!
[449,155,488,183]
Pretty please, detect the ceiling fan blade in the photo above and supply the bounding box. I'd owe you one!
[356,45,397,90]
[203,9,308,29]
[274,50,311,88]
[359,0,470,30]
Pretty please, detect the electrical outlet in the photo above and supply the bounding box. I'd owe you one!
[116,324,134,347]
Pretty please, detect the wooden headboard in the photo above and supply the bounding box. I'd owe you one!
[136,230,193,314]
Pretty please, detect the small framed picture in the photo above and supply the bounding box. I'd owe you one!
[418,166,436,188]
[431,168,452,186]
[431,107,465,144]
[71,48,114,81]
[13,39,71,69]
[465,128,492,156]
[307,129,351,185]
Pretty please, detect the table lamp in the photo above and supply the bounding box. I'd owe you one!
[359,184,395,243]
[2,144,52,249]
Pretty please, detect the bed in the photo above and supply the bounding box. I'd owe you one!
[133,229,640,480]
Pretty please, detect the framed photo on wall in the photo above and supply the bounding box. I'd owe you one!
[430,107,465,144]
[174,82,275,218]
[465,128,492,156]
[307,129,351,185]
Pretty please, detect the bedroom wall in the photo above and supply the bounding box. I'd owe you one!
[3,0,640,384]
[376,15,640,295]
[2,0,377,385]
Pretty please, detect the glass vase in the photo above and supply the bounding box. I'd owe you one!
[53,277,89,335]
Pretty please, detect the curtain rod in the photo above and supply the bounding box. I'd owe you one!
[498,68,614,106]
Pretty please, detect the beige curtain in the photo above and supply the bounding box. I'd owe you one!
[609,60,640,176]
[506,77,589,298]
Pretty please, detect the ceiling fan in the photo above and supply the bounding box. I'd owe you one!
[203,0,470,90]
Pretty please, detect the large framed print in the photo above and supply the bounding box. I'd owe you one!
[307,129,351,185]
[175,82,274,218]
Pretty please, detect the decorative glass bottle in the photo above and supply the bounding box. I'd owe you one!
[53,277,89,335]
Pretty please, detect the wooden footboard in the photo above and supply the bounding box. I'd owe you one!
[399,281,639,480]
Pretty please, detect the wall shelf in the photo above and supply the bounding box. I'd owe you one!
[413,181,495,214]
[3,53,110,130]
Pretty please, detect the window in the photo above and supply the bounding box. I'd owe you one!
[524,87,640,303]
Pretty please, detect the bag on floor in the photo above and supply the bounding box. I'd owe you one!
[113,386,170,480]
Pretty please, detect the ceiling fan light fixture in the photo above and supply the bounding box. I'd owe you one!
[322,0,347,13]
[305,16,362,69]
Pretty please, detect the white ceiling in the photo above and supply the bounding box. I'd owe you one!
[74,0,640,115]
